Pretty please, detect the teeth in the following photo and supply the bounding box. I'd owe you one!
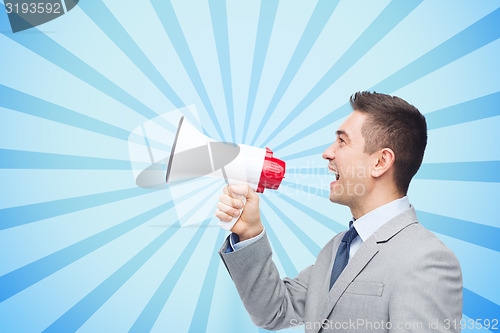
[328,168,340,180]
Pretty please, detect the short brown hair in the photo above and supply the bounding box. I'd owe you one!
[350,91,427,194]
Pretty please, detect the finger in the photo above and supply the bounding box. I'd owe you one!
[228,184,247,199]
[223,186,243,200]
[215,209,233,222]
[217,202,240,217]
[219,193,243,209]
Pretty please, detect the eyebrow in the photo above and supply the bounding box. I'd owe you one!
[336,130,350,139]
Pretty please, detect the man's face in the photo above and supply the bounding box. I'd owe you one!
[322,111,374,207]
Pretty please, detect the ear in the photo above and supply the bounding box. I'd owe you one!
[371,148,395,178]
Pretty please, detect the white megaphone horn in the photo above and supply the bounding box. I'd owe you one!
[165,116,286,230]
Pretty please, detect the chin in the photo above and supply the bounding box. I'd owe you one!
[329,193,348,206]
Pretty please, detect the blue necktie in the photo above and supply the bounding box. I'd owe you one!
[329,221,358,290]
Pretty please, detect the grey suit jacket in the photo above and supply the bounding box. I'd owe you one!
[219,207,463,332]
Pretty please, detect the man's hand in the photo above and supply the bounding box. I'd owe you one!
[215,184,263,241]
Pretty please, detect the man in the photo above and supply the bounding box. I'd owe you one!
[215,91,463,332]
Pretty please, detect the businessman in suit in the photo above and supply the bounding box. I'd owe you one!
[215,91,463,332]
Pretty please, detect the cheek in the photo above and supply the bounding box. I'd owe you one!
[347,156,371,179]
[358,158,373,179]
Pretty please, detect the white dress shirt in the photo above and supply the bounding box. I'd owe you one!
[348,196,410,259]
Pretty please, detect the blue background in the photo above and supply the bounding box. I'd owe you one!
[1,0,499,332]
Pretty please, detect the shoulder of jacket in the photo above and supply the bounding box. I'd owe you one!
[395,222,460,266]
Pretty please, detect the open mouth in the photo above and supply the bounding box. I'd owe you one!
[328,167,340,181]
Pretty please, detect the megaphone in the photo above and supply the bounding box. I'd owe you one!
[128,108,286,230]
[165,116,286,231]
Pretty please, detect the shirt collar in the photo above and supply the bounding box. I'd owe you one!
[352,196,410,242]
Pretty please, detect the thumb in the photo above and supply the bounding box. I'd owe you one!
[244,185,259,205]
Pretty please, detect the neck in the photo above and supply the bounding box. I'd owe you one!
[350,187,404,220]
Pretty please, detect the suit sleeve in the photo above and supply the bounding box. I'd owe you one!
[219,230,312,330]
[388,245,463,332]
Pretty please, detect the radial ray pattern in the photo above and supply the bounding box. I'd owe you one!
[1,0,499,332]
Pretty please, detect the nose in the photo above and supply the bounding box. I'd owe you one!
[322,143,336,160]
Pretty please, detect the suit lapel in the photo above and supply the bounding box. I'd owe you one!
[316,241,379,332]
[314,207,419,332]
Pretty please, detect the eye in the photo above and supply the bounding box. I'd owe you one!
[338,137,345,145]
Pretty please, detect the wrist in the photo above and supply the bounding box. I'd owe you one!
[237,224,264,242]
